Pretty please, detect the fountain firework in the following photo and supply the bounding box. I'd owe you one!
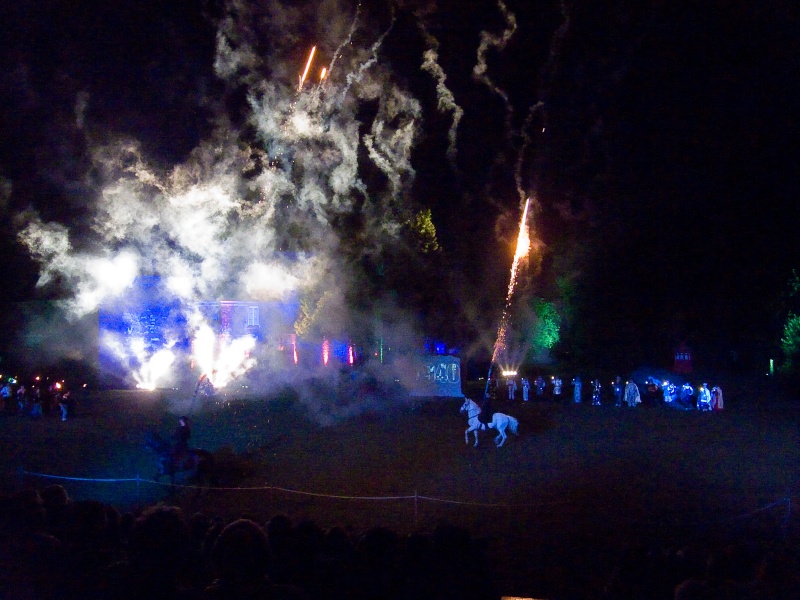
[485,197,531,395]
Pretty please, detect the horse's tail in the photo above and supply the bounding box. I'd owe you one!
[508,416,519,435]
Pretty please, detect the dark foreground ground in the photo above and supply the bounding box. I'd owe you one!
[2,374,799,598]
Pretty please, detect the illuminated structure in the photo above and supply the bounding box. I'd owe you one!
[97,277,460,395]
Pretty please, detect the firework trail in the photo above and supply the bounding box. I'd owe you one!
[514,101,544,202]
[491,196,531,366]
[473,0,517,133]
[420,27,464,164]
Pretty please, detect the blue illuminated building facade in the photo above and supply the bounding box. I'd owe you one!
[97,277,461,395]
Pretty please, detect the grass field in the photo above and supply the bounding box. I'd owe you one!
[2,375,798,597]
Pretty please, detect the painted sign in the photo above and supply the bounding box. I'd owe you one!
[409,355,462,397]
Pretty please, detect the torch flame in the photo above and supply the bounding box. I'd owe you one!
[298,46,317,91]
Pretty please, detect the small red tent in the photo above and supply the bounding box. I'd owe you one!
[673,342,693,374]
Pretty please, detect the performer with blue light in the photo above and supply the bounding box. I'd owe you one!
[534,375,545,398]
[507,377,517,400]
[521,377,530,401]
[572,376,582,403]
[679,382,694,409]
[591,379,602,405]
[662,381,678,404]
[612,376,623,406]
[697,382,712,411]
[552,376,563,400]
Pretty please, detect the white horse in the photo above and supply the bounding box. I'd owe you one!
[460,397,519,447]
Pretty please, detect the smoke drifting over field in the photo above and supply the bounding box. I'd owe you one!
[7,0,550,421]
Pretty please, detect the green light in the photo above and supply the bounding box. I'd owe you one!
[531,299,561,351]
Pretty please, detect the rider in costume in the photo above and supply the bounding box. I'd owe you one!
[479,394,494,426]
[174,416,191,460]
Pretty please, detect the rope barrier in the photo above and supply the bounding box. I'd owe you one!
[18,468,798,523]
[19,468,571,508]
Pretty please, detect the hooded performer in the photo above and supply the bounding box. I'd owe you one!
[711,386,724,411]
[624,381,641,407]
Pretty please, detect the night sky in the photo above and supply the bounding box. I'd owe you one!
[1,0,799,375]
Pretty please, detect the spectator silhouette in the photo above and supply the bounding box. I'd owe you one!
[202,518,306,599]
[103,504,192,600]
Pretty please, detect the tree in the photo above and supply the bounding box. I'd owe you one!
[780,270,800,372]
[527,298,561,363]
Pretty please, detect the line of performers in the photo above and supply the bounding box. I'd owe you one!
[502,375,723,411]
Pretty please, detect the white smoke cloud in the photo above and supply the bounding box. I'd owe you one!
[420,30,464,164]
[473,0,517,130]
[16,0,438,401]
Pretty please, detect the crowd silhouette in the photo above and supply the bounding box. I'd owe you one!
[1,485,798,599]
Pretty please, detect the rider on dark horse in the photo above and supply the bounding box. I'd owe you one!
[174,416,191,463]
[479,393,494,426]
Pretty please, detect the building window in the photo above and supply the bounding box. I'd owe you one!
[247,306,259,327]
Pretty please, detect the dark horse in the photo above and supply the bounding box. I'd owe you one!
[144,431,215,486]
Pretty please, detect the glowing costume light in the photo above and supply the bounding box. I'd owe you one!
[591,379,602,405]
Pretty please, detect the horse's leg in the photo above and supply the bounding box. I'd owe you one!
[473,427,479,447]
[495,423,505,446]
[465,426,470,445]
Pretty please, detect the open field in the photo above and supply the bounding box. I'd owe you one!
[2,375,799,597]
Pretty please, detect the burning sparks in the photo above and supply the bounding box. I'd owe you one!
[298,45,317,91]
[192,322,257,389]
[491,197,532,366]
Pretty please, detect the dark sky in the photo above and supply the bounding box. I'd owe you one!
[1,0,799,372]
